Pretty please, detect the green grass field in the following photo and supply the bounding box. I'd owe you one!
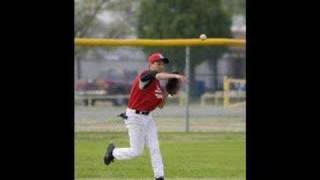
[75,132,245,180]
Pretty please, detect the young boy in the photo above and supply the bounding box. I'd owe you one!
[104,52,186,180]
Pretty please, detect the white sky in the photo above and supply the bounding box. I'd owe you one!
[96,11,114,24]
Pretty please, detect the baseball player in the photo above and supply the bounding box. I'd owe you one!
[104,52,186,180]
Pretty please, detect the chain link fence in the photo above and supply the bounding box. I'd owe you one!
[75,46,245,133]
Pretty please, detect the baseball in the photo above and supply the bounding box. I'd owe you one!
[200,34,207,40]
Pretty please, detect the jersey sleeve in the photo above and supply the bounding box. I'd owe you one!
[140,70,157,82]
[139,70,158,89]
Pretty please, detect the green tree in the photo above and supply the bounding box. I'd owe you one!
[222,0,246,16]
[137,0,232,92]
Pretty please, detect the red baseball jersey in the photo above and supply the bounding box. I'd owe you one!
[128,70,164,112]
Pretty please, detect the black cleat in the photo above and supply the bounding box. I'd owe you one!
[104,143,115,165]
[155,177,164,180]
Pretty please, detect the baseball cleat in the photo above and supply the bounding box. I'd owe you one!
[155,177,164,180]
[104,143,115,165]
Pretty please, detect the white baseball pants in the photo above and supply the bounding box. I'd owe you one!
[112,108,164,178]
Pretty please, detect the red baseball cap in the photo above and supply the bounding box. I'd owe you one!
[147,52,169,64]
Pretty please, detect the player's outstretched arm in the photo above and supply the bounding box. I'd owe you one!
[156,72,187,82]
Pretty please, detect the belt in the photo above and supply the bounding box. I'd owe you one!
[135,110,150,115]
[127,108,150,116]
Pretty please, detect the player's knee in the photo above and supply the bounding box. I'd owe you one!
[130,147,144,158]
[149,147,160,155]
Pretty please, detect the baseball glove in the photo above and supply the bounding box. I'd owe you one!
[165,71,181,95]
